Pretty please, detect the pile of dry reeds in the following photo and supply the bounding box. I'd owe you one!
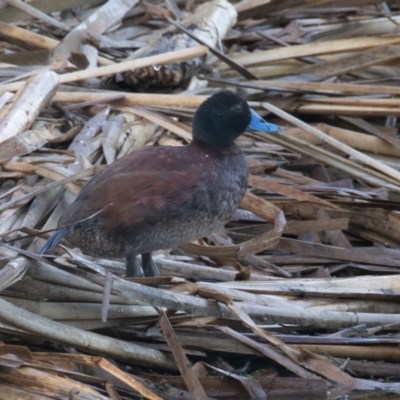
[2,1,400,399]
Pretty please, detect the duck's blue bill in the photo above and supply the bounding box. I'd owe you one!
[248,108,282,133]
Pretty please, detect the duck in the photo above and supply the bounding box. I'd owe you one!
[38,90,281,277]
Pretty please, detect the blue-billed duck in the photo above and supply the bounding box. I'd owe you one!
[39,91,281,277]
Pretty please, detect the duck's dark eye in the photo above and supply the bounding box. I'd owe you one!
[233,104,242,112]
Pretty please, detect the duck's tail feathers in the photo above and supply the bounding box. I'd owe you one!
[38,228,69,255]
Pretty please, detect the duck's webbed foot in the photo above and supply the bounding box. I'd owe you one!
[142,252,160,277]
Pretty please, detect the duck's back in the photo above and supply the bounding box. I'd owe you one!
[61,142,247,258]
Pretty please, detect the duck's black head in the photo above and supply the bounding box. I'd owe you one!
[192,90,281,149]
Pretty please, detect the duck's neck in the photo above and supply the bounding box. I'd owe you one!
[190,137,235,152]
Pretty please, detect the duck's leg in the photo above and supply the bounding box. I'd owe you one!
[141,252,160,277]
[126,250,144,277]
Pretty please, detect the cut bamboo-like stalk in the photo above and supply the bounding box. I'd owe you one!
[0,71,59,144]
[0,45,208,94]
[0,21,112,66]
[304,97,400,106]
[282,124,400,158]
[2,0,69,31]
[54,91,207,107]
[53,0,140,65]
[301,344,400,362]
[59,45,207,84]
[240,79,400,95]
[297,104,400,117]
[263,102,400,184]
[252,127,400,191]
[0,296,177,370]
[0,21,58,49]
[230,35,400,66]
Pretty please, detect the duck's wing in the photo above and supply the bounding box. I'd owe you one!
[39,146,202,253]
[62,145,204,232]
[86,167,199,232]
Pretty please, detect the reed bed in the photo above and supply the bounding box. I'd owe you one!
[1,0,400,399]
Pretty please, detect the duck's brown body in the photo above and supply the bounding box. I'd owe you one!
[39,90,281,277]
[61,141,248,260]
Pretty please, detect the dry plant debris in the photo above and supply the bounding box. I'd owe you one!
[2,0,400,399]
